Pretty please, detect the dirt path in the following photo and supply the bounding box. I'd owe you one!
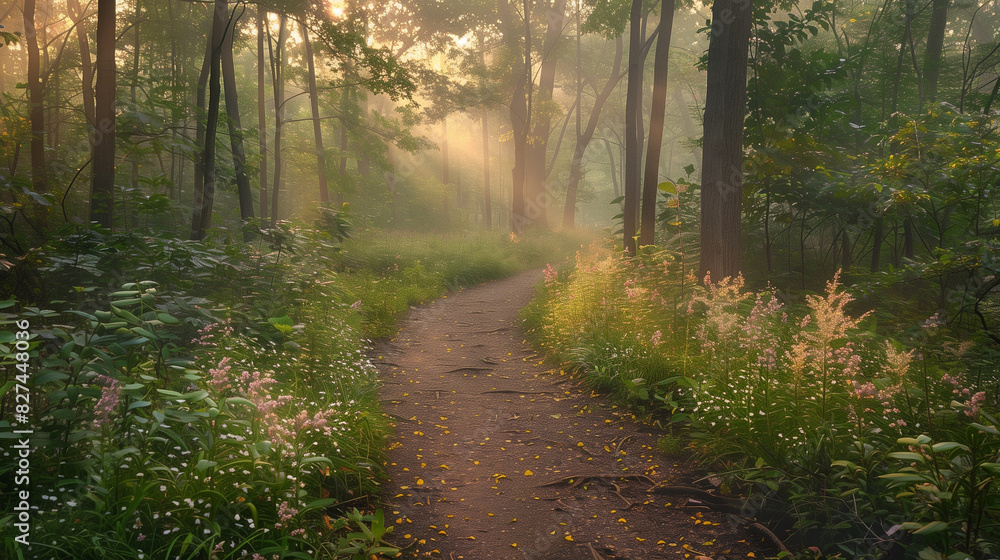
[377,270,776,560]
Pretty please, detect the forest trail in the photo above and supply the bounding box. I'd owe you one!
[377,270,776,560]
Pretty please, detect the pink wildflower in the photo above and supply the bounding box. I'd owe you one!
[276,501,299,529]
[966,391,986,417]
[650,330,662,348]
[208,357,233,392]
[94,375,122,427]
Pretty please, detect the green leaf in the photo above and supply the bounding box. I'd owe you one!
[912,521,949,535]
[931,441,968,453]
[888,452,926,462]
[657,181,677,195]
[300,456,334,467]
[303,498,337,510]
[127,400,151,411]
[130,327,158,340]
[35,370,69,385]
[156,313,179,324]
[878,473,926,482]
[971,423,999,435]
[898,435,932,446]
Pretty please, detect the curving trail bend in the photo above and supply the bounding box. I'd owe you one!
[377,269,774,560]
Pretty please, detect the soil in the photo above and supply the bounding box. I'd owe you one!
[376,269,779,560]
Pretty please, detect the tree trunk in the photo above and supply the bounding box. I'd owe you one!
[870,214,884,272]
[442,117,450,218]
[564,36,624,229]
[623,0,643,255]
[523,0,567,229]
[639,0,675,246]
[89,0,116,228]
[257,8,269,220]
[190,17,212,237]
[303,24,330,204]
[903,215,915,259]
[68,0,95,130]
[338,88,350,201]
[130,4,141,229]
[698,0,753,280]
[223,3,254,233]
[478,30,493,231]
[481,110,493,230]
[922,0,949,102]
[168,0,178,200]
[192,0,228,240]
[605,138,620,199]
[501,0,530,232]
[23,0,46,194]
[269,14,289,226]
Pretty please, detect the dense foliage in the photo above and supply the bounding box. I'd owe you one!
[0,220,571,558]
[525,243,1000,559]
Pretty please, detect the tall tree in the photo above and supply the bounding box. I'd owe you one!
[478,29,493,231]
[441,117,450,217]
[303,23,330,204]
[223,3,255,232]
[67,0,95,130]
[922,0,950,102]
[699,0,753,279]
[563,36,623,229]
[524,0,568,228]
[190,16,213,237]
[257,7,270,220]
[268,14,289,226]
[638,0,675,246]
[501,0,531,232]
[191,0,228,240]
[622,0,643,255]
[23,0,45,194]
[89,0,117,228]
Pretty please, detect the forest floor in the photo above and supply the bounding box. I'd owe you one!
[376,270,778,560]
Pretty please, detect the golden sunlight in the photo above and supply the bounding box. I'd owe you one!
[325,0,346,19]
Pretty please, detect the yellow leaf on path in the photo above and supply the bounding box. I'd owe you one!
[524,470,533,476]
[748,554,756,558]
[416,479,424,485]
[565,535,574,542]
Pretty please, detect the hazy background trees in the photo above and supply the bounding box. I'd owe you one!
[1,0,999,295]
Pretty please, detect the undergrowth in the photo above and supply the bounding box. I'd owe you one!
[524,244,1000,560]
[0,219,579,559]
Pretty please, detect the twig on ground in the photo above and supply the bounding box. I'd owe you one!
[750,521,789,552]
